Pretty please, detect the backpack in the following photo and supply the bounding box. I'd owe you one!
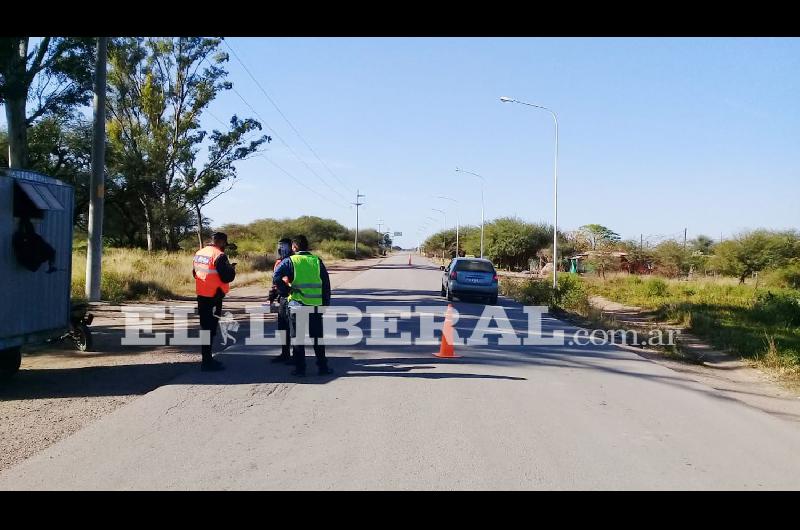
[12,218,57,273]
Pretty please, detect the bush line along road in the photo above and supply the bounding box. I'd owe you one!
[424,222,800,381]
[2,254,800,490]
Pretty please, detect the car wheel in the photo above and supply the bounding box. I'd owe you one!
[440,284,446,297]
[70,323,93,352]
[490,295,498,305]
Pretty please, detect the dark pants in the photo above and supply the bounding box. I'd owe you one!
[288,305,328,372]
[197,294,223,364]
[277,298,291,358]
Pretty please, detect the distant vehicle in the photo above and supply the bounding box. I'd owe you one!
[440,257,498,304]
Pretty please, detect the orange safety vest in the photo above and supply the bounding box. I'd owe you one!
[193,245,231,297]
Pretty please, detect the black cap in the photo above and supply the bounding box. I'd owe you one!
[212,232,228,242]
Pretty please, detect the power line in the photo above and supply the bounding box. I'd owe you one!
[205,109,349,210]
[260,153,349,210]
[224,40,353,193]
[225,80,352,204]
[201,56,351,206]
[200,55,354,211]
[213,48,350,203]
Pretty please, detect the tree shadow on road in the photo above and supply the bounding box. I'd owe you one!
[175,353,528,386]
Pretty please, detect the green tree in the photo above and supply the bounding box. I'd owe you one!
[1,116,150,246]
[380,233,393,252]
[484,217,551,270]
[619,239,654,274]
[578,224,621,250]
[586,252,620,279]
[653,240,691,277]
[0,37,95,168]
[25,116,93,227]
[106,37,270,251]
[421,228,457,259]
[457,226,482,257]
[352,228,385,249]
[691,234,714,255]
[710,230,800,284]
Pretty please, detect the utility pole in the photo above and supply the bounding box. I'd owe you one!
[377,220,384,254]
[85,37,107,302]
[684,228,687,250]
[640,234,643,253]
[353,189,365,258]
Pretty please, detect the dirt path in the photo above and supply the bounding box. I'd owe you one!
[0,254,388,472]
[588,294,800,424]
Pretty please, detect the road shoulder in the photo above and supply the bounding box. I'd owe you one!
[0,254,388,473]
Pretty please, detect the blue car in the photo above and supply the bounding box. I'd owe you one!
[440,257,499,304]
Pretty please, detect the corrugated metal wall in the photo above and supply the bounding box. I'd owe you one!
[0,172,74,342]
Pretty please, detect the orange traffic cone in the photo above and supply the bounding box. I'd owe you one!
[434,304,460,358]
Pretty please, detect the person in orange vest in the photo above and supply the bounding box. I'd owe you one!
[267,238,294,364]
[192,232,236,371]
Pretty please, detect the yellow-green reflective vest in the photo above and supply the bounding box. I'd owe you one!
[288,253,323,306]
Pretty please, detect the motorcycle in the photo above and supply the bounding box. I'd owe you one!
[53,303,94,351]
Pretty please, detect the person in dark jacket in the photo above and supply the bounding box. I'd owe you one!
[272,235,332,376]
[192,232,236,371]
[268,238,294,364]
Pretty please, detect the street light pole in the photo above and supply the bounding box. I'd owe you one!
[421,216,437,255]
[431,208,446,260]
[437,196,459,257]
[456,167,486,259]
[353,189,365,258]
[500,96,559,290]
[417,226,429,255]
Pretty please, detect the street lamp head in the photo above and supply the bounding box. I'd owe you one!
[499,96,513,103]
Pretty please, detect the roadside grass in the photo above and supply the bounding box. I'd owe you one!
[70,246,368,304]
[71,247,265,303]
[499,275,691,362]
[499,272,800,380]
[580,273,800,380]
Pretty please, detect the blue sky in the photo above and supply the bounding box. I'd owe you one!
[8,37,800,248]
[203,37,798,248]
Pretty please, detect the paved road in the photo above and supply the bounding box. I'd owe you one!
[3,253,800,490]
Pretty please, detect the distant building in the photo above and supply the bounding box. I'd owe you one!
[567,250,653,274]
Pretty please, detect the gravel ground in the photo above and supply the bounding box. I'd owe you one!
[0,255,386,473]
[0,338,198,472]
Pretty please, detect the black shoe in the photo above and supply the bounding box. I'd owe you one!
[318,367,334,376]
[201,359,225,372]
[290,369,306,377]
[271,355,291,364]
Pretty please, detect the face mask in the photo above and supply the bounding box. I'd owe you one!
[278,242,293,259]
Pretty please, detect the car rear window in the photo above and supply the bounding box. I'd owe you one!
[454,260,494,272]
